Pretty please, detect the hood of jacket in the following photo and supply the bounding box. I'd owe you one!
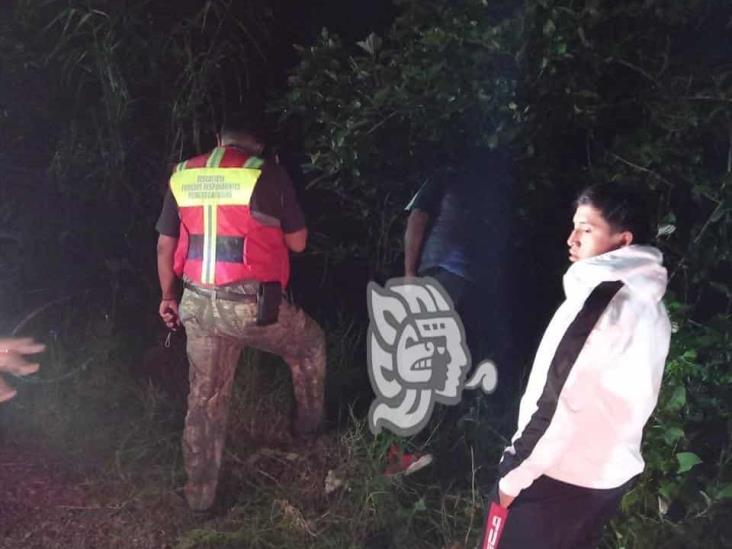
[563,245,668,304]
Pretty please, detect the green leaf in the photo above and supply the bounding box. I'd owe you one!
[717,483,732,500]
[657,224,676,237]
[543,19,556,37]
[413,497,426,512]
[666,385,686,411]
[682,350,697,361]
[658,480,675,502]
[663,426,684,445]
[676,452,702,474]
[356,33,382,56]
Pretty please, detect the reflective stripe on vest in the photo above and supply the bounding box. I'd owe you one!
[169,149,261,284]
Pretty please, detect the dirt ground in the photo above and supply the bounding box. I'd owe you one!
[0,433,340,549]
[0,440,194,548]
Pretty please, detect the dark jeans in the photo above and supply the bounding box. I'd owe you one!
[418,267,516,480]
[420,266,516,427]
[419,266,477,356]
[480,475,634,549]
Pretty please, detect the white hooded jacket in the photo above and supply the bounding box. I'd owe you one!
[498,245,671,497]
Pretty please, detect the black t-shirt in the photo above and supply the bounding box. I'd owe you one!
[155,159,306,237]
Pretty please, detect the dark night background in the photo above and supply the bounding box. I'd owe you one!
[0,1,730,547]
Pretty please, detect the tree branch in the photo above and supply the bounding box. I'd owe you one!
[609,152,673,188]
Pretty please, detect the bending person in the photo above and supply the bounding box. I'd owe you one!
[155,111,326,512]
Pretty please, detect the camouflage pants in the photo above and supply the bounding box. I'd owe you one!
[178,282,326,509]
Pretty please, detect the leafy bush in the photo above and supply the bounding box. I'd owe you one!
[607,309,732,548]
[282,0,732,546]
[0,0,274,315]
[0,0,730,546]
[281,0,523,276]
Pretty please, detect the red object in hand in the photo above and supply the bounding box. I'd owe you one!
[481,502,509,549]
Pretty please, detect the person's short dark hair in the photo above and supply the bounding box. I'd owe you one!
[575,183,654,245]
[220,110,269,144]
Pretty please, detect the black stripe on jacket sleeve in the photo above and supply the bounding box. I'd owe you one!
[499,280,623,479]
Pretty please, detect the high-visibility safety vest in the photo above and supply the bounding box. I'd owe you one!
[169,146,290,287]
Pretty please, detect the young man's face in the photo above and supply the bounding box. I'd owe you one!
[567,204,632,262]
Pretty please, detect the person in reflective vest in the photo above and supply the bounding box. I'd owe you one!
[169,147,291,288]
[155,112,326,512]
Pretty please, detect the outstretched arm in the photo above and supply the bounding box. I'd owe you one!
[0,337,45,402]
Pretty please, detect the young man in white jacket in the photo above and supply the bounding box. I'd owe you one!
[483,183,671,548]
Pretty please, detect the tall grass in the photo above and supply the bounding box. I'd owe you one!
[0,301,497,547]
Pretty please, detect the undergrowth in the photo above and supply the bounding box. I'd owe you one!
[0,299,497,548]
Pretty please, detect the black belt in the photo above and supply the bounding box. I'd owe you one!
[184,282,258,303]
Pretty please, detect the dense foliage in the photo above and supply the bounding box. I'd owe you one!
[0,0,729,547]
[1,0,275,320]
[281,0,522,275]
[282,0,731,546]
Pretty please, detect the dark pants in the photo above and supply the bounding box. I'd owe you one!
[420,267,515,446]
[420,266,515,393]
[480,476,633,549]
[419,267,478,358]
[418,267,506,479]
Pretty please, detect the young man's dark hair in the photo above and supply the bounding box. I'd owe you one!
[575,183,654,245]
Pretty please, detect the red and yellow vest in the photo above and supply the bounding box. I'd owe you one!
[170,146,290,287]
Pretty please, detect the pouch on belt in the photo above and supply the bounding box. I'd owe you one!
[257,281,282,326]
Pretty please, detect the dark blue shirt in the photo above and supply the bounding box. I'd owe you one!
[406,154,512,283]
